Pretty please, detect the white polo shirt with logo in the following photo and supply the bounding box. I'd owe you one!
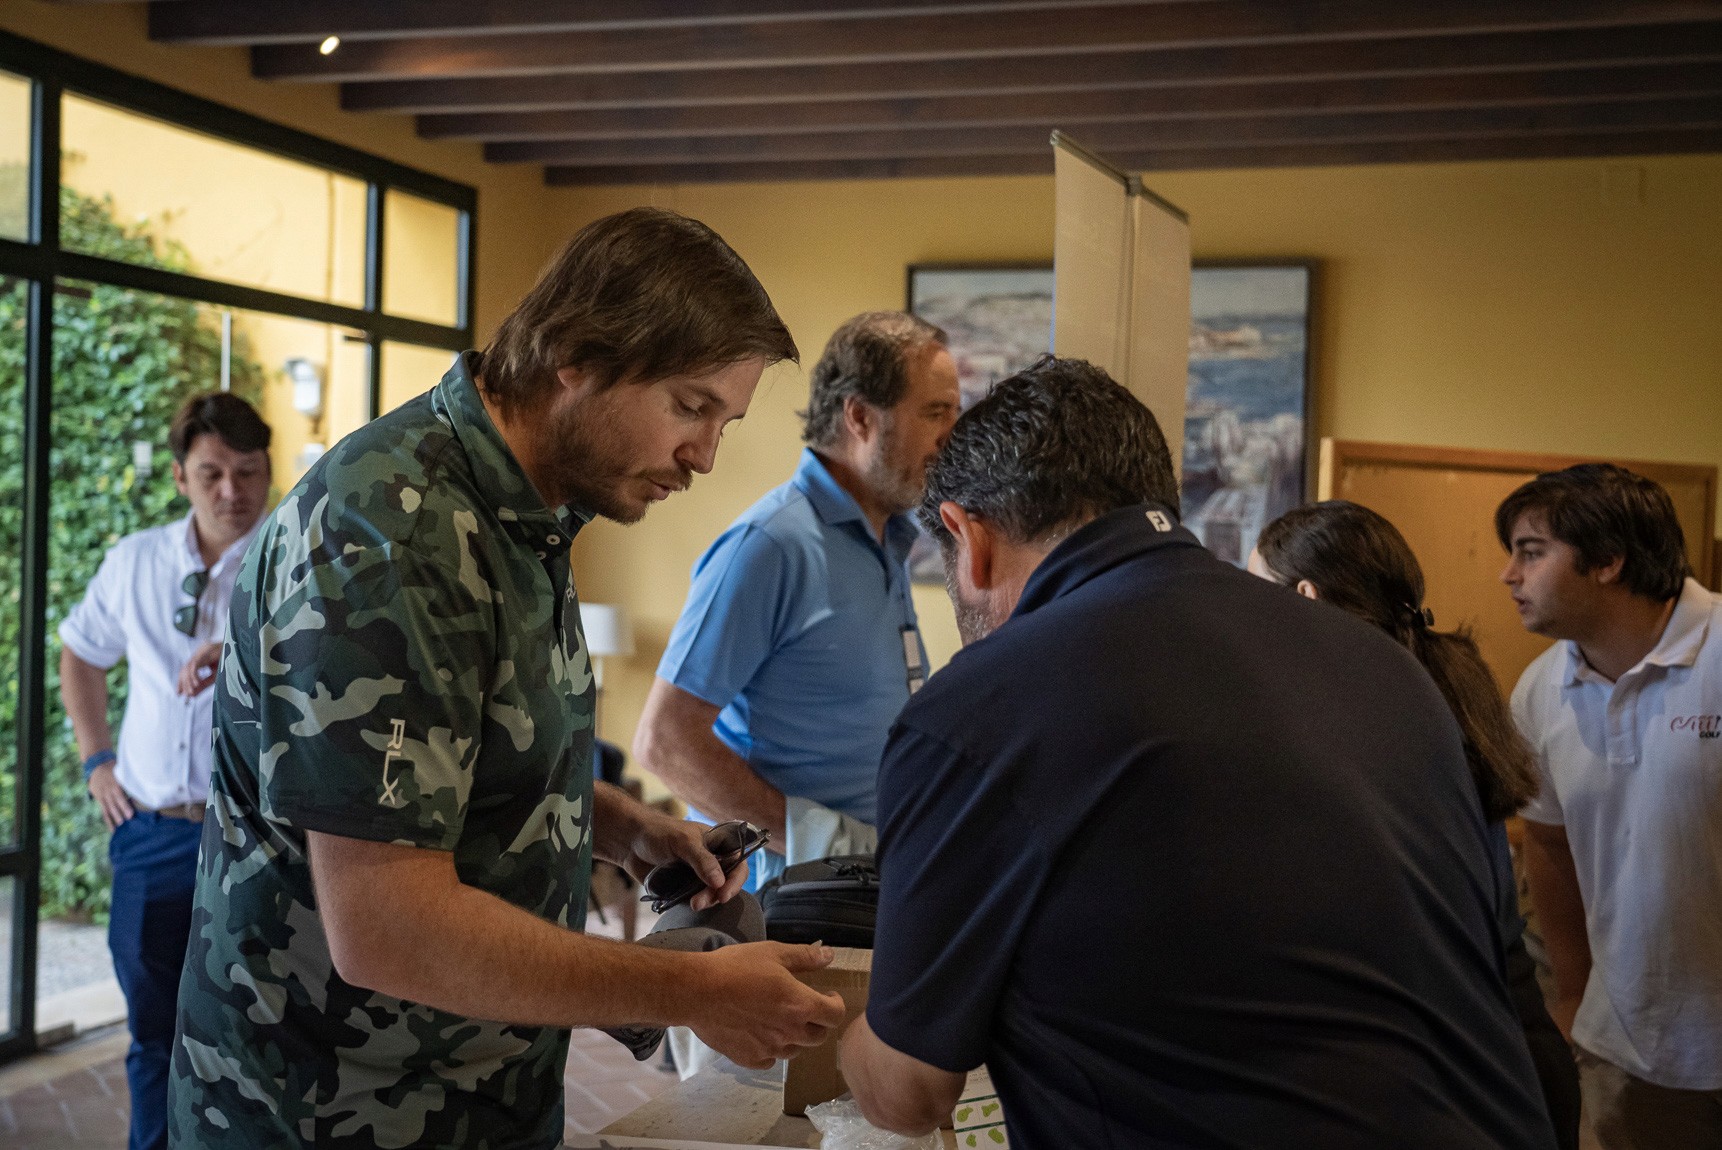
[1513,576,1722,1090]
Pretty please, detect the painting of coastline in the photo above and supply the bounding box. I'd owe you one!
[907,264,1054,581]
[1181,264,1313,568]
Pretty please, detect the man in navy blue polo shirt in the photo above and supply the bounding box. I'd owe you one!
[635,312,959,886]
[841,357,1557,1150]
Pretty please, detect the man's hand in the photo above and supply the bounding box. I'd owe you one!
[592,781,747,911]
[87,761,135,831]
[686,941,847,1068]
[613,802,747,912]
[177,641,223,697]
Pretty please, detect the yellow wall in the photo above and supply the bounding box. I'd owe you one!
[553,154,1722,765]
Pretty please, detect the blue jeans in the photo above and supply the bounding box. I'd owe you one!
[108,812,201,1150]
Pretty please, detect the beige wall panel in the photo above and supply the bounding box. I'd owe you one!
[1052,143,1131,377]
[1128,188,1191,474]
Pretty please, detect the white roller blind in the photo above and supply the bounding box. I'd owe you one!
[1051,132,1191,477]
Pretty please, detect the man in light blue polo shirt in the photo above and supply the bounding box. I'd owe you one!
[636,311,959,888]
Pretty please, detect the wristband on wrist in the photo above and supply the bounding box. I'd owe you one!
[82,749,116,780]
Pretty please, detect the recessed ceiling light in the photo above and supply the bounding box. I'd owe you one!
[319,36,341,56]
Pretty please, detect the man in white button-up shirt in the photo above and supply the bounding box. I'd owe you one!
[1499,463,1722,1150]
[58,392,270,1150]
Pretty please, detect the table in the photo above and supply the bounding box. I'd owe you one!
[597,1058,958,1148]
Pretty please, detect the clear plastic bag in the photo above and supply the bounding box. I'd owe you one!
[805,1096,943,1150]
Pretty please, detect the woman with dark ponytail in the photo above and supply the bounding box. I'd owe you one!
[1251,500,1579,1150]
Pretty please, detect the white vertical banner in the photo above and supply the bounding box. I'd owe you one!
[1128,185,1191,476]
[1051,132,1191,478]
[1052,137,1131,378]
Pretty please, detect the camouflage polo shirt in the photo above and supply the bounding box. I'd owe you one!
[170,353,595,1150]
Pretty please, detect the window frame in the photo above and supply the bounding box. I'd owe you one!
[0,28,477,1062]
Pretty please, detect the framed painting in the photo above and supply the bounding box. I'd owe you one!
[1180,261,1316,568]
[906,263,1054,581]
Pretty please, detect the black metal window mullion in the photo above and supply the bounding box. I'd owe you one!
[365,182,386,419]
[458,205,477,336]
[0,241,468,353]
[0,69,62,1063]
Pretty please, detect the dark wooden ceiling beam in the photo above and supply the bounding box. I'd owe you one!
[540,126,1722,184]
[418,62,1722,141]
[148,0,1124,45]
[546,155,1045,185]
[340,22,1722,114]
[488,96,1722,165]
[254,1,1722,83]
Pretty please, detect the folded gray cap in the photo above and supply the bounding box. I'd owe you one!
[601,892,766,1060]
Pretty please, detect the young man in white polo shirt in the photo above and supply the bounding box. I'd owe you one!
[1499,463,1722,1150]
[58,392,271,1150]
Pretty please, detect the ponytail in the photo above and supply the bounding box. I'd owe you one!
[1407,625,1539,821]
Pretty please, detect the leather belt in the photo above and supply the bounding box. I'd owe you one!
[136,801,205,823]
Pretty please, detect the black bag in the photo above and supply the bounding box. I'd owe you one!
[759,854,878,949]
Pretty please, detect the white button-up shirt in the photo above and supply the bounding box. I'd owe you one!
[1514,576,1722,1089]
[59,513,259,811]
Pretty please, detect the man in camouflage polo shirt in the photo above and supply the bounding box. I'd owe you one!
[169,209,847,1150]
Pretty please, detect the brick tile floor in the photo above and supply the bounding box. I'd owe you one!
[0,1020,678,1148]
[0,1026,132,1149]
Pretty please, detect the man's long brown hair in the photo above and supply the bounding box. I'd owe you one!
[479,207,797,417]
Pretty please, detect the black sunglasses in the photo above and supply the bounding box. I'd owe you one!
[173,570,210,637]
[640,820,771,914]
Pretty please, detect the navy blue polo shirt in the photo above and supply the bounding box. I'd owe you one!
[868,505,1556,1150]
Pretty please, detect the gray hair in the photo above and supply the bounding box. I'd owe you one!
[800,311,946,448]
[919,356,1178,547]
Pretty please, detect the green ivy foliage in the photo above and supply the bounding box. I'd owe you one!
[0,168,263,921]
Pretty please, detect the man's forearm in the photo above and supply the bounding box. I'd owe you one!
[307,830,848,1071]
[841,1015,964,1136]
[1521,819,1591,1036]
[635,678,788,844]
[59,647,114,758]
[311,830,709,1029]
[590,779,648,867]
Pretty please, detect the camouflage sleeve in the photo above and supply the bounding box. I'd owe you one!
[253,543,493,849]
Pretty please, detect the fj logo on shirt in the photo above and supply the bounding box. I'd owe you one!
[380,719,409,806]
[1145,509,1173,532]
[1670,714,1721,739]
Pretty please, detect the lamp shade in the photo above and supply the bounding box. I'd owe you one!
[579,602,636,659]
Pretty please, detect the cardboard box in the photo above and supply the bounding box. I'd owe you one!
[782,946,871,1116]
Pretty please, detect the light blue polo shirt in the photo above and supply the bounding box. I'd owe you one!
[659,448,926,886]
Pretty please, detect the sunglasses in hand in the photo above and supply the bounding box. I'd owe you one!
[640,820,770,914]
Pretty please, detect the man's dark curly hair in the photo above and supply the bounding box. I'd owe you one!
[919,355,1177,547]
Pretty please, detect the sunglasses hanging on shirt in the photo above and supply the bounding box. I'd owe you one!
[174,569,210,637]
